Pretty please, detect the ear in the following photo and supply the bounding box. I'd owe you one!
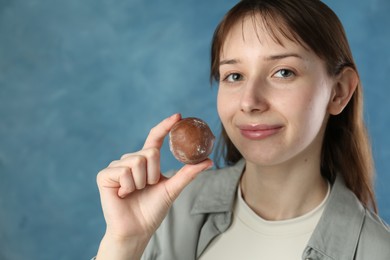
[328,67,358,115]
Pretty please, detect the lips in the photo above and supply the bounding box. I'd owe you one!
[238,124,283,140]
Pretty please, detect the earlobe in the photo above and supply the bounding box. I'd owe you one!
[328,67,358,115]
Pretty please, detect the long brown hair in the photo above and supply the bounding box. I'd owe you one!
[210,0,377,212]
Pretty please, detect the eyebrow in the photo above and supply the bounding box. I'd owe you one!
[219,59,241,66]
[219,53,303,66]
[264,53,303,61]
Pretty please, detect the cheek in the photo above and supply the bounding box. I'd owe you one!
[216,89,223,117]
[289,88,330,136]
[216,88,233,121]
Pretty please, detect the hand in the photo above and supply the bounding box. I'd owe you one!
[95,113,213,259]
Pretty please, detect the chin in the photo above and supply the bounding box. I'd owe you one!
[240,149,282,166]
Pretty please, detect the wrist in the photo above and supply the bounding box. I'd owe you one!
[96,232,150,260]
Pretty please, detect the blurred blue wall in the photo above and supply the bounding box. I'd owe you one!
[0,0,389,259]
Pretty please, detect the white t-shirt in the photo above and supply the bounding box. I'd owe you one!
[200,183,330,260]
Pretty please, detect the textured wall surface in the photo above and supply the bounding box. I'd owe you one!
[0,0,389,259]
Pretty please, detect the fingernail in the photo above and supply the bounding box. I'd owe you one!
[204,161,213,171]
[171,113,181,118]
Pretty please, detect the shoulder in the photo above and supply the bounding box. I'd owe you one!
[307,175,390,259]
[363,209,390,236]
[357,209,390,255]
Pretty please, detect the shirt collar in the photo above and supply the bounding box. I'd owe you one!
[304,175,365,259]
[191,159,245,215]
[191,160,366,259]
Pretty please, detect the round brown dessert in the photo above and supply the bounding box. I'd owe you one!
[169,117,215,164]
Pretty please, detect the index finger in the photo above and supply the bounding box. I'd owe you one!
[143,113,182,150]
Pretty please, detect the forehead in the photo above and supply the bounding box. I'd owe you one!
[221,14,308,57]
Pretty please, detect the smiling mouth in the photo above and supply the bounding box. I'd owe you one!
[238,125,283,140]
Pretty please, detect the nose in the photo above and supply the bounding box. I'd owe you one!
[240,79,269,113]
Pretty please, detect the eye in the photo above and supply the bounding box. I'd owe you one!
[273,69,295,78]
[224,73,243,82]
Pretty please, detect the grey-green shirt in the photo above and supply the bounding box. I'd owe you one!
[142,160,390,259]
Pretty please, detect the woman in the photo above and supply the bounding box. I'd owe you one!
[95,0,390,259]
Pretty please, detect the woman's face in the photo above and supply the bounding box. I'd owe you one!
[217,15,336,167]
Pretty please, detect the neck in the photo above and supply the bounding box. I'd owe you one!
[240,159,328,221]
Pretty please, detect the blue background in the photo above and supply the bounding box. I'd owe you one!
[0,0,389,259]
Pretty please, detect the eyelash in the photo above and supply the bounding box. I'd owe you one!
[273,69,295,79]
[221,68,295,83]
[223,73,243,83]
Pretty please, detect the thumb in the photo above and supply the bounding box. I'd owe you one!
[164,159,213,201]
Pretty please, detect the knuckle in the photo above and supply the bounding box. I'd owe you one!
[120,153,132,160]
[108,160,119,167]
[121,185,135,194]
[149,174,161,185]
[96,170,104,184]
[132,155,147,166]
[119,166,132,177]
[146,147,160,160]
[148,126,158,136]
[136,182,147,190]
[96,168,110,186]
